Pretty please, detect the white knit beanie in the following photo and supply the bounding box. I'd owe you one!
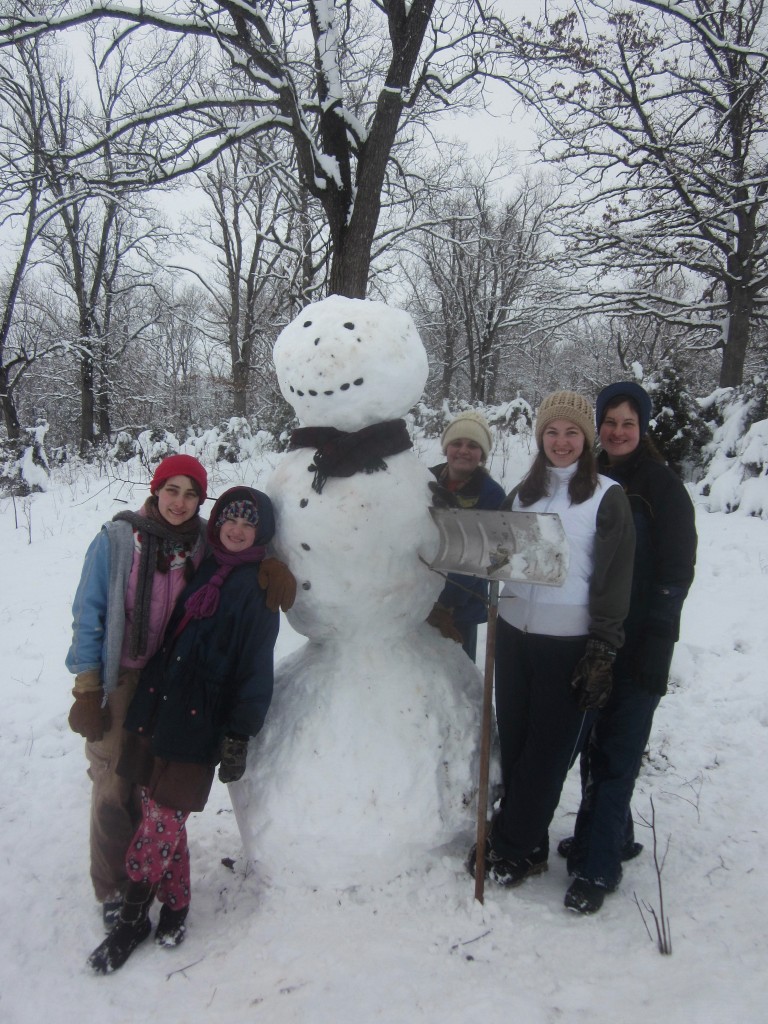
[441,411,493,459]
[534,391,595,448]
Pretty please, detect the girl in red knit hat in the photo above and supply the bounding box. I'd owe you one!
[66,455,210,930]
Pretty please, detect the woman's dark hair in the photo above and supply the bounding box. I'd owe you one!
[517,443,598,506]
[600,393,641,426]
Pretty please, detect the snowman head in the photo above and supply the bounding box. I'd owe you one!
[273,296,429,431]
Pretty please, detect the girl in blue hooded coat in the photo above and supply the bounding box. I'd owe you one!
[87,486,280,974]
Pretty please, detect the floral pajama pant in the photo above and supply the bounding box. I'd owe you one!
[125,788,191,909]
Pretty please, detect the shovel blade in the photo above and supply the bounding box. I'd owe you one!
[429,508,569,586]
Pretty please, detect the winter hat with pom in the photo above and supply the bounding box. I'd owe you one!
[534,391,595,448]
[150,454,208,502]
[595,381,653,438]
[441,411,493,460]
[215,499,260,531]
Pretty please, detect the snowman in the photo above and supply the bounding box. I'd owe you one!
[229,296,484,887]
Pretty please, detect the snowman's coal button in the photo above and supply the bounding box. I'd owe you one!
[302,581,311,590]
[301,542,310,550]
[300,498,309,508]
[354,377,364,386]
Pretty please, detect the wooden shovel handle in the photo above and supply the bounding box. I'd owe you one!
[474,579,499,904]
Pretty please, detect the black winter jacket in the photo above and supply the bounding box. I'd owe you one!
[599,443,697,689]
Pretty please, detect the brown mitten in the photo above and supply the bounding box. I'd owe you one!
[68,688,111,742]
[427,603,463,644]
[258,556,297,612]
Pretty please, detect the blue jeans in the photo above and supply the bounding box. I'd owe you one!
[567,677,661,889]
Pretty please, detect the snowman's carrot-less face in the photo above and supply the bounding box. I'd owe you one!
[273,296,428,432]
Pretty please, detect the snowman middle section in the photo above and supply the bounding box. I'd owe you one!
[229,449,486,887]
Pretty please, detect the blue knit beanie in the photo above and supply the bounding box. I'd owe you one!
[595,382,653,437]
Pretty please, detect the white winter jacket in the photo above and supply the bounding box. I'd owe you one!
[498,464,635,649]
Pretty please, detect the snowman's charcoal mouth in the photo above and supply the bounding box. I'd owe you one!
[291,378,364,398]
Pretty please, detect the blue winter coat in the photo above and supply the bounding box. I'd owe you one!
[123,556,279,765]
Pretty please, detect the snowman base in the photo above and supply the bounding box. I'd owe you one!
[229,624,486,889]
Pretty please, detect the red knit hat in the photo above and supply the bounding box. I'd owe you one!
[150,454,208,501]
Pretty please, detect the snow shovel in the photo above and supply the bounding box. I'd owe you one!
[428,508,569,903]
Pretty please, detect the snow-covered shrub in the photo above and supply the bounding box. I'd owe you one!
[484,398,533,437]
[109,431,139,463]
[0,422,50,496]
[697,378,768,518]
[646,366,711,476]
[216,418,252,463]
[136,427,181,468]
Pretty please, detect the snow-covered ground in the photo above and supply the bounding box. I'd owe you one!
[1,445,766,1024]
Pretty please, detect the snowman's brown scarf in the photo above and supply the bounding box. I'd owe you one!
[290,419,412,494]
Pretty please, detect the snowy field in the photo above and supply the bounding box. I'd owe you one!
[1,446,767,1024]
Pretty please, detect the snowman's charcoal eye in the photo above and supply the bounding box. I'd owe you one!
[302,581,311,590]
[289,385,295,393]
[296,389,304,396]
[344,322,355,330]
[301,542,311,550]
[353,378,364,386]
[303,320,312,327]
[340,383,350,391]
[300,498,308,507]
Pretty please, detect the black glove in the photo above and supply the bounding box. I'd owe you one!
[571,638,616,711]
[637,631,676,695]
[218,734,249,783]
[68,688,111,742]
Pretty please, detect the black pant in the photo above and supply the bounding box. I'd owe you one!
[491,619,592,861]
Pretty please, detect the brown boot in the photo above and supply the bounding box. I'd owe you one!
[88,882,156,975]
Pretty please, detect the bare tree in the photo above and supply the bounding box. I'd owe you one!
[0,39,65,439]
[405,157,565,404]
[0,1,513,298]
[30,28,180,450]
[176,139,314,417]
[508,0,768,387]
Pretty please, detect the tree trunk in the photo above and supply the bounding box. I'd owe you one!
[80,344,96,453]
[719,285,752,388]
[0,365,21,440]
[232,358,248,417]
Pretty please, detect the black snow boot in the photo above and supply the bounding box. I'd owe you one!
[88,882,155,974]
[467,838,548,888]
[557,835,643,861]
[101,894,124,931]
[564,877,608,915]
[155,903,189,948]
